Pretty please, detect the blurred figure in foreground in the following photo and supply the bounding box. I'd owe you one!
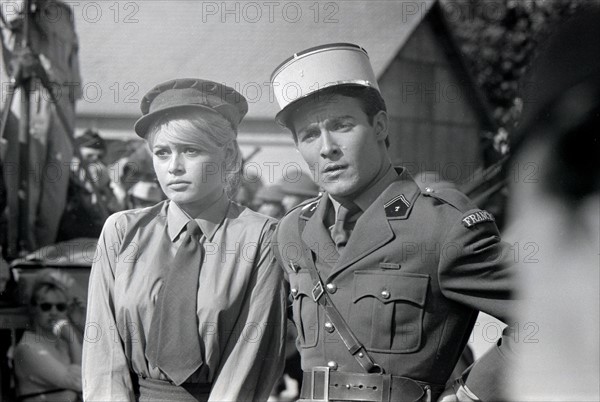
[507,7,600,400]
[13,269,82,401]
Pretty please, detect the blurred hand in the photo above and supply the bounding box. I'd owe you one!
[437,386,458,402]
[52,319,76,342]
[437,381,479,402]
[68,298,86,336]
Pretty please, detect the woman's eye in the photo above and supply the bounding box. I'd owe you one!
[184,148,200,156]
[154,149,170,158]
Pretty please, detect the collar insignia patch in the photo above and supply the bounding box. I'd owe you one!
[384,194,411,218]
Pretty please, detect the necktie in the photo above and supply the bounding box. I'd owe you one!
[331,203,361,251]
[146,221,204,385]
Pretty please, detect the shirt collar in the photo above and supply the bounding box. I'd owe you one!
[329,163,397,214]
[167,192,230,242]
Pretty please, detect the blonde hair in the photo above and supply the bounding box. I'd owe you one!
[146,109,242,198]
[28,269,72,305]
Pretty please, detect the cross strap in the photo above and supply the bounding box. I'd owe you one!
[297,218,383,374]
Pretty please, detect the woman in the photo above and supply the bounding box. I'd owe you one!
[82,78,286,401]
[13,269,82,401]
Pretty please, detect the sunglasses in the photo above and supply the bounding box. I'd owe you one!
[37,303,68,312]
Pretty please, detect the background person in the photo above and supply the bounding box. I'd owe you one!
[83,78,286,401]
[57,129,126,240]
[255,185,286,219]
[127,180,165,209]
[277,170,320,212]
[12,269,82,402]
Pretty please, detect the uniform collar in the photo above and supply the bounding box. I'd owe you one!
[329,163,398,214]
[167,192,230,242]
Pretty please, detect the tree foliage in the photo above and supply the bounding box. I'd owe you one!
[441,0,588,129]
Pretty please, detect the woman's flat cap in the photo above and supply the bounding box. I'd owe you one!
[134,78,248,137]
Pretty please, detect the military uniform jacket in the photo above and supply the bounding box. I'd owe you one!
[274,168,515,400]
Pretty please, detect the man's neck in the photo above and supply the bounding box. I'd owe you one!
[330,161,396,213]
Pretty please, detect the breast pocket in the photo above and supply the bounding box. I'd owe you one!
[351,271,429,353]
[289,272,319,348]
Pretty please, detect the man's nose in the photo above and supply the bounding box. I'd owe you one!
[319,130,340,159]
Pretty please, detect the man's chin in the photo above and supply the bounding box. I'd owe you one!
[321,182,355,198]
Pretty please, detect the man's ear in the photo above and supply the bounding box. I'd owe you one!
[373,110,389,142]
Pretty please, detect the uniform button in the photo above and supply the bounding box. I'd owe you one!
[291,288,298,296]
[358,352,364,358]
[324,322,335,333]
[327,361,338,370]
[381,290,391,299]
[326,282,337,294]
[425,187,434,193]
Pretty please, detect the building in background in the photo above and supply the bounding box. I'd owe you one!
[73,0,495,185]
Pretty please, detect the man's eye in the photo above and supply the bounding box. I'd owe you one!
[299,131,318,142]
[332,122,352,131]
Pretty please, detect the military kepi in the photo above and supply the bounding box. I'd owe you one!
[134,78,248,137]
[271,43,380,127]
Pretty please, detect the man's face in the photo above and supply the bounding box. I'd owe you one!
[290,95,389,199]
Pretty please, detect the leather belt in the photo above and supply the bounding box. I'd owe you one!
[299,368,446,402]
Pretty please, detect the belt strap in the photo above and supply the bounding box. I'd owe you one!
[297,219,381,373]
[300,370,446,402]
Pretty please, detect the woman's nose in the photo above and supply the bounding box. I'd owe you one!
[168,153,185,174]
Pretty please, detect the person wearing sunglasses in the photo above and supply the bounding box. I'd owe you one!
[12,269,82,402]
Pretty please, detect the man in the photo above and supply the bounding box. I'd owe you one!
[271,43,514,401]
[57,129,124,240]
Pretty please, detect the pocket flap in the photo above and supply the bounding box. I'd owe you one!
[289,272,314,299]
[353,271,429,305]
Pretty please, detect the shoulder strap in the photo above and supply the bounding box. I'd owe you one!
[296,218,383,374]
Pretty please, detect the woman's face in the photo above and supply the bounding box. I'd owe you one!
[151,129,227,216]
[33,289,68,332]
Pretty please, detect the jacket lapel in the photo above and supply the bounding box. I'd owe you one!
[331,169,421,277]
[300,197,340,264]
[332,197,393,276]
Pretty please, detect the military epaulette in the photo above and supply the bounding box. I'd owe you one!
[421,187,473,213]
[299,198,320,220]
[278,195,321,224]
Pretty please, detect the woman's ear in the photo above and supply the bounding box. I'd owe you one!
[373,110,389,143]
